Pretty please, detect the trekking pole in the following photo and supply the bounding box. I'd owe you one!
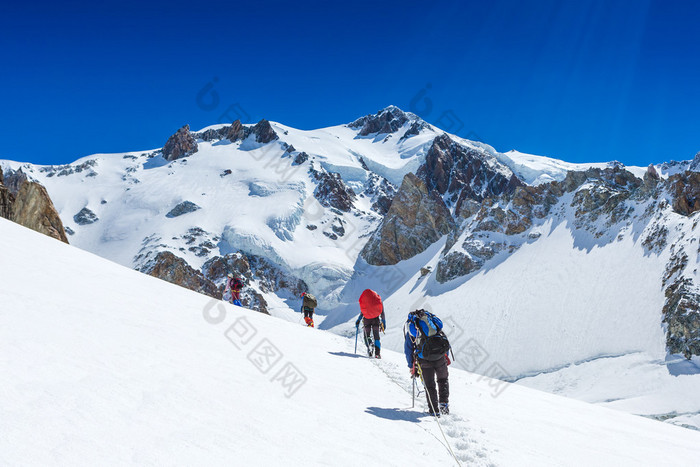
[411,360,416,408]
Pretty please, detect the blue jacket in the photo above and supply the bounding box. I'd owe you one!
[403,311,444,367]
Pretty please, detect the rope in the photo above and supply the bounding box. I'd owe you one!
[416,361,462,467]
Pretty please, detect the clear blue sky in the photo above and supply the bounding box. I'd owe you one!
[1,0,698,166]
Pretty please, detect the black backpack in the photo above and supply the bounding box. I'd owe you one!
[409,310,451,361]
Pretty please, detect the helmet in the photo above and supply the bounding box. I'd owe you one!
[301,292,306,298]
[227,273,234,278]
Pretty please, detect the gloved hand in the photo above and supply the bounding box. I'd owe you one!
[445,354,452,366]
[355,321,360,329]
[409,366,417,377]
[380,322,385,333]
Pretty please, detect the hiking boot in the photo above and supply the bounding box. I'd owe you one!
[439,403,449,415]
[426,409,440,418]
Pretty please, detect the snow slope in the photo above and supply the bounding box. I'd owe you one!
[321,187,700,430]
[2,217,700,466]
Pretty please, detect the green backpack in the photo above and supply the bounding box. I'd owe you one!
[303,293,318,309]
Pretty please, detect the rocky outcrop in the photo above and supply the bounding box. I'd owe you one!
[202,251,309,314]
[293,152,309,166]
[163,125,198,161]
[139,251,219,297]
[166,201,201,218]
[417,134,522,211]
[224,120,247,142]
[311,168,356,212]
[74,207,99,225]
[365,173,397,216]
[662,245,700,359]
[2,167,29,195]
[251,119,278,144]
[349,106,411,136]
[194,119,277,145]
[663,280,700,359]
[361,173,455,265]
[0,168,14,218]
[9,181,69,243]
[668,171,700,216]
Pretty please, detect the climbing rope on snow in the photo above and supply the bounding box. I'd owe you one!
[416,361,462,467]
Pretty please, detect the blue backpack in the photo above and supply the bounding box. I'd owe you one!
[408,310,451,360]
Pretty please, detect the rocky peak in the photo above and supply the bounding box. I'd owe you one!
[224,120,247,142]
[417,134,522,212]
[360,172,456,265]
[251,119,279,144]
[349,106,417,136]
[163,124,198,161]
[689,151,700,172]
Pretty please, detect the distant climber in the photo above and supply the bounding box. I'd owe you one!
[226,273,243,307]
[355,289,386,358]
[301,292,317,327]
[404,309,451,416]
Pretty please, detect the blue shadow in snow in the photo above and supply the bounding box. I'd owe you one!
[328,351,366,359]
[365,407,427,423]
[665,354,700,376]
[143,154,169,170]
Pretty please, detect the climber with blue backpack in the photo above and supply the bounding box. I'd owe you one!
[404,309,452,416]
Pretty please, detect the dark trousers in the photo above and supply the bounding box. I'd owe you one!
[363,317,381,354]
[303,306,314,326]
[303,307,314,320]
[418,357,449,412]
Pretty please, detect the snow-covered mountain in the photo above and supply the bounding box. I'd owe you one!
[3,216,700,466]
[2,105,700,431]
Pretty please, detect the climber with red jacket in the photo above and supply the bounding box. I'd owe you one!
[226,273,243,307]
[355,289,386,358]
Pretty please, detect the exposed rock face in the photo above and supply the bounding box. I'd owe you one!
[9,181,69,243]
[74,207,99,225]
[251,119,278,144]
[662,246,700,359]
[349,106,411,136]
[293,152,309,166]
[417,134,522,211]
[361,173,456,265]
[2,167,29,195]
[224,120,247,142]
[311,168,356,212]
[669,171,700,216]
[0,168,14,218]
[202,251,309,315]
[139,251,219,298]
[663,280,700,359]
[166,201,201,218]
[163,125,198,161]
[194,119,277,145]
[363,172,397,216]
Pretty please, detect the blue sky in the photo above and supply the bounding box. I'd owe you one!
[1,0,698,166]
